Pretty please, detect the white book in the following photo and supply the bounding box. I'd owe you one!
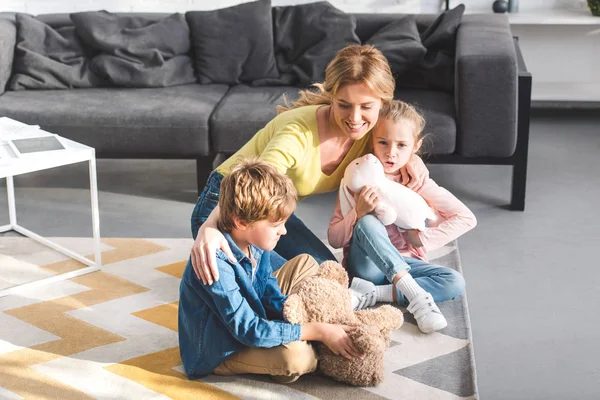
[0,117,41,142]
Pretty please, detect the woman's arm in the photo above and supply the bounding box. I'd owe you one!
[414,179,477,251]
[191,204,235,285]
[400,154,430,191]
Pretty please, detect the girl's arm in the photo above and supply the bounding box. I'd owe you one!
[328,197,357,249]
[415,179,477,251]
[328,187,381,248]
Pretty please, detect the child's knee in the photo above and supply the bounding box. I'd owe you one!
[445,270,466,300]
[289,253,320,275]
[353,214,385,237]
[277,341,318,376]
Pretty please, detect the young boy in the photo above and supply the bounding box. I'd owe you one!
[179,159,372,383]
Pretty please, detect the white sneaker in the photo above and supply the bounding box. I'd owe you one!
[350,277,377,311]
[407,292,447,333]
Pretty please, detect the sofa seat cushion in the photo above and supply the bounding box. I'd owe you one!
[0,84,228,157]
[395,88,456,155]
[211,85,456,156]
[209,85,301,153]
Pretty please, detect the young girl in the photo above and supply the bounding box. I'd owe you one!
[328,100,477,334]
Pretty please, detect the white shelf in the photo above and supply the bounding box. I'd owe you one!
[507,8,600,25]
[467,8,600,25]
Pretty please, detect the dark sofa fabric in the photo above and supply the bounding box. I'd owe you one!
[396,88,456,154]
[186,0,279,85]
[455,14,517,158]
[0,84,228,156]
[364,15,426,78]
[0,9,519,169]
[209,85,301,153]
[8,13,103,90]
[257,1,360,87]
[0,16,16,93]
[70,11,196,88]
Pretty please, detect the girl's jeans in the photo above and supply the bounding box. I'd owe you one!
[347,214,466,307]
[191,171,336,271]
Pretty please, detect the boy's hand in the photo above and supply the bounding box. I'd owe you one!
[191,225,235,285]
[401,154,429,191]
[320,324,363,360]
[355,186,380,219]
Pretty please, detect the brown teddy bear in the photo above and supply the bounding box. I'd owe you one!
[283,260,404,386]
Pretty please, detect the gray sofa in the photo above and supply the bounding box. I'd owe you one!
[0,8,531,210]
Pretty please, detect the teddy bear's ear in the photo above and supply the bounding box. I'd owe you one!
[354,305,404,332]
[317,261,349,288]
[283,293,307,325]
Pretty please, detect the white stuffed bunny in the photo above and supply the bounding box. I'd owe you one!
[339,154,437,231]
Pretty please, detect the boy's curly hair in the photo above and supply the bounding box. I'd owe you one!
[217,157,297,232]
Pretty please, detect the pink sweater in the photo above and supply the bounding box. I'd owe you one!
[328,175,477,263]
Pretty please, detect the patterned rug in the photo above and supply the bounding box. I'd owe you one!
[0,237,478,399]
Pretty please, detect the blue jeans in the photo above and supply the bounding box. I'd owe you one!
[347,214,465,307]
[191,171,336,271]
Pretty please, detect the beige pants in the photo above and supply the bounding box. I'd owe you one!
[214,254,319,380]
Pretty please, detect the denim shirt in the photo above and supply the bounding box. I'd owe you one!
[178,233,302,379]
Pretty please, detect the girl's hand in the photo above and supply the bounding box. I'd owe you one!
[191,225,235,285]
[401,154,429,191]
[320,324,363,360]
[404,229,423,248]
[355,186,380,219]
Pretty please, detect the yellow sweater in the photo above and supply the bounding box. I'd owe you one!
[216,105,371,199]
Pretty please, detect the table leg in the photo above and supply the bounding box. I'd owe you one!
[89,158,102,267]
[7,176,17,227]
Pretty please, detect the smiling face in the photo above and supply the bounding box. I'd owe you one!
[331,82,383,141]
[372,118,422,175]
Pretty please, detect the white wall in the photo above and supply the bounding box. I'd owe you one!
[1,0,589,14]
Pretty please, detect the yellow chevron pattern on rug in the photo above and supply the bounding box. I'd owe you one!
[0,237,477,400]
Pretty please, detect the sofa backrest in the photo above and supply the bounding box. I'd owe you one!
[353,13,437,41]
[32,11,438,42]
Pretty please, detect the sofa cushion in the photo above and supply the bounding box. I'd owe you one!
[209,85,301,153]
[364,15,426,77]
[186,0,279,85]
[396,88,456,154]
[257,1,360,87]
[8,13,104,90]
[401,5,465,93]
[0,84,228,156]
[70,11,196,88]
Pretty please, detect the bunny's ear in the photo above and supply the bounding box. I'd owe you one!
[339,183,356,216]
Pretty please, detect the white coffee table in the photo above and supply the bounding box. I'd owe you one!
[0,134,101,297]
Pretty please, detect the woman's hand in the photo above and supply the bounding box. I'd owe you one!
[320,324,363,360]
[191,224,235,285]
[354,186,380,219]
[400,154,429,191]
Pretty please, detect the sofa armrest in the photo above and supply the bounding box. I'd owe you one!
[455,14,518,158]
[0,15,17,94]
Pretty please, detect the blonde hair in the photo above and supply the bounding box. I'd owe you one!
[217,158,298,232]
[377,100,426,145]
[277,45,395,113]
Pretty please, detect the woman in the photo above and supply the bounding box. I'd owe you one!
[191,44,429,285]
